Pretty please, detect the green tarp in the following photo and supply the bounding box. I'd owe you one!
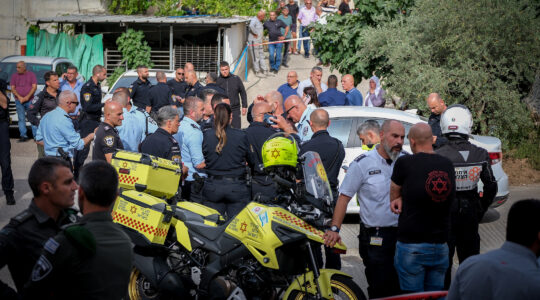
[26,29,104,81]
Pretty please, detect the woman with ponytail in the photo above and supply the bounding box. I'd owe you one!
[202,103,251,218]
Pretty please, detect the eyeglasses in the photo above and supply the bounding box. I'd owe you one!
[286,105,297,114]
[68,101,79,105]
[177,72,184,75]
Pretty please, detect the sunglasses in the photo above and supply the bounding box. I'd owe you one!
[286,105,297,114]
[177,72,184,75]
[69,101,79,105]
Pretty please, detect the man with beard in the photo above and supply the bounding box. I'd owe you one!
[324,119,406,299]
[130,65,152,111]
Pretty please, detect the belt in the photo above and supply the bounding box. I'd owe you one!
[360,222,397,231]
[208,175,245,181]
[83,114,100,121]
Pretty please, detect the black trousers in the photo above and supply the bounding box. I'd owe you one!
[231,107,241,129]
[0,120,14,194]
[444,199,481,289]
[282,41,290,64]
[313,243,342,270]
[202,178,249,219]
[251,175,277,202]
[73,118,99,179]
[181,180,203,203]
[359,223,401,298]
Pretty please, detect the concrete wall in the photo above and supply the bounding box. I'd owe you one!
[223,22,248,79]
[0,0,105,59]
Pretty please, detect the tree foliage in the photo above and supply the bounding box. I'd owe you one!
[314,0,540,149]
[107,29,153,86]
[108,0,151,15]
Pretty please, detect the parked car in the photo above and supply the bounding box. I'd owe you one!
[102,69,176,103]
[322,106,510,214]
[0,55,76,127]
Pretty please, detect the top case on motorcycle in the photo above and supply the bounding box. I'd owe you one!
[112,190,174,245]
[111,150,181,199]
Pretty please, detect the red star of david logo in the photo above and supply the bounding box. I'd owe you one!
[431,177,448,194]
[130,206,137,214]
[271,149,280,159]
[240,222,247,233]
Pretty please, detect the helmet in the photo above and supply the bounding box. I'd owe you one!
[440,104,473,135]
[262,134,299,169]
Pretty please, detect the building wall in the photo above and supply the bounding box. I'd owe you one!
[223,22,248,79]
[0,0,105,59]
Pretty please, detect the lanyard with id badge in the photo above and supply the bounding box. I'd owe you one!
[370,227,383,246]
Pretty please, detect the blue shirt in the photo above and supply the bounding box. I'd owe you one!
[117,106,158,152]
[296,106,314,142]
[318,88,347,106]
[35,106,85,157]
[59,78,85,116]
[174,117,206,181]
[345,88,363,106]
[277,81,299,103]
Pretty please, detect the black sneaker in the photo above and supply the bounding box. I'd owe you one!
[6,193,15,205]
[18,137,29,143]
[282,63,289,68]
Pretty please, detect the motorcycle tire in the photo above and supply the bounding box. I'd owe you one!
[127,268,172,300]
[286,275,367,300]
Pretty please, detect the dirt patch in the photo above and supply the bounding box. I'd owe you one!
[503,158,540,185]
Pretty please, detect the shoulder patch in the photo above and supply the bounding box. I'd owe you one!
[190,123,200,130]
[104,125,110,131]
[65,225,96,257]
[43,237,60,254]
[104,135,115,147]
[13,210,32,223]
[31,255,53,282]
[83,93,91,102]
[354,154,367,162]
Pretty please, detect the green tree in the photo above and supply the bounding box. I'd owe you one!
[108,0,151,14]
[107,29,154,86]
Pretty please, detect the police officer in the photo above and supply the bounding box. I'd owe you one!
[0,76,14,205]
[246,102,278,201]
[299,109,345,270]
[324,119,406,299]
[140,105,182,163]
[217,61,248,129]
[130,65,152,111]
[0,158,78,298]
[198,89,217,131]
[23,161,133,299]
[202,103,252,218]
[149,71,176,114]
[93,101,124,162]
[167,67,188,101]
[199,72,225,98]
[426,93,449,149]
[277,95,314,142]
[112,87,157,152]
[357,119,380,151]
[28,71,60,158]
[184,70,204,98]
[75,65,107,179]
[174,97,206,202]
[435,104,497,289]
[35,91,95,164]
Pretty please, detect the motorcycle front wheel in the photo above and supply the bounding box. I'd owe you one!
[286,275,367,300]
[128,268,167,300]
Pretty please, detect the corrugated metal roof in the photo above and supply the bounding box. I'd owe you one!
[30,15,250,25]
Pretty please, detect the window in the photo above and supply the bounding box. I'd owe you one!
[55,62,70,76]
[327,118,353,147]
[0,62,52,85]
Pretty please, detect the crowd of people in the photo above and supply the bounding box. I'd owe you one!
[0,16,539,297]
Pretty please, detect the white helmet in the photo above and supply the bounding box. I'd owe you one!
[440,104,473,135]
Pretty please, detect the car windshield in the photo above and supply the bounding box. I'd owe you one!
[329,116,414,147]
[110,76,159,93]
[0,62,53,85]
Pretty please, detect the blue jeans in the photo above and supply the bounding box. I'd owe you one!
[268,43,283,71]
[300,25,311,57]
[394,241,449,292]
[15,100,37,138]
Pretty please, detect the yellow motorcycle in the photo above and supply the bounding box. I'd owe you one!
[112,151,366,299]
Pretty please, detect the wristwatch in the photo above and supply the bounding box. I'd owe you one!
[329,225,340,233]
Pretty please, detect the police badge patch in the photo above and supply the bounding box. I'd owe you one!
[104,135,114,147]
[83,93,91,102]
[303,126,309,136]
[31,255,53,281]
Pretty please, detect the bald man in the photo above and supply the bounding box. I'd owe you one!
[246,102,279,200]
[390,123,455,293]
[185,70,204,98]
[184,62,195,73]
[93,101,124,163]
[299,108,345,270]
[282,95,314,141]
[149,71,175,113]
[278,71,300,102]
[426,93,448,148]
[342,74,363,106]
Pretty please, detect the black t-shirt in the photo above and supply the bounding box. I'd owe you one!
[263,19,287,42]
[93,122,124,161]
[0,79,9,120]
[286,3,299,23]
[167,79,188,98]
[391,152,456,244]
[338,2,351,15]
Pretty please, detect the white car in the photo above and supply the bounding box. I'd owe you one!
[323,106,510,214]
[102,69,176,103]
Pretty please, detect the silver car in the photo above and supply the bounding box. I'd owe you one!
[323,106,510,214]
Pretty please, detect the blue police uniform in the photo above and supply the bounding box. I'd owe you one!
[167,79,188,99]
[35,107,85,158]
[339,147,406,298]
[345,88,363,106]
[318,88,347,107]
[175,117,206,202]
[296,106,314,142]
[199,83,225,98]
[149,82,175,113]
[117,106,157,152]
[199,115,214,132]
[202,126,251,218]
[0,79,14,201]
[140,128,182,163]
[130,78,152,109]
[75,78,103,178]
[185,81,204,98]
[245,121,278,201]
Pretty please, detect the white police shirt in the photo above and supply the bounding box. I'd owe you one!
[339,146,406,227]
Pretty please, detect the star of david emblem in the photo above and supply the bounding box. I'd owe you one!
[130,206,137,214]
[271,149,280,159]
[240,222,247,233]
[431,177,448,194]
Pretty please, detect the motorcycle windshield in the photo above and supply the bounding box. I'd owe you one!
[301,151,333,206]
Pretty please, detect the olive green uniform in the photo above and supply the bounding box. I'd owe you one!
[23,211,133,300]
